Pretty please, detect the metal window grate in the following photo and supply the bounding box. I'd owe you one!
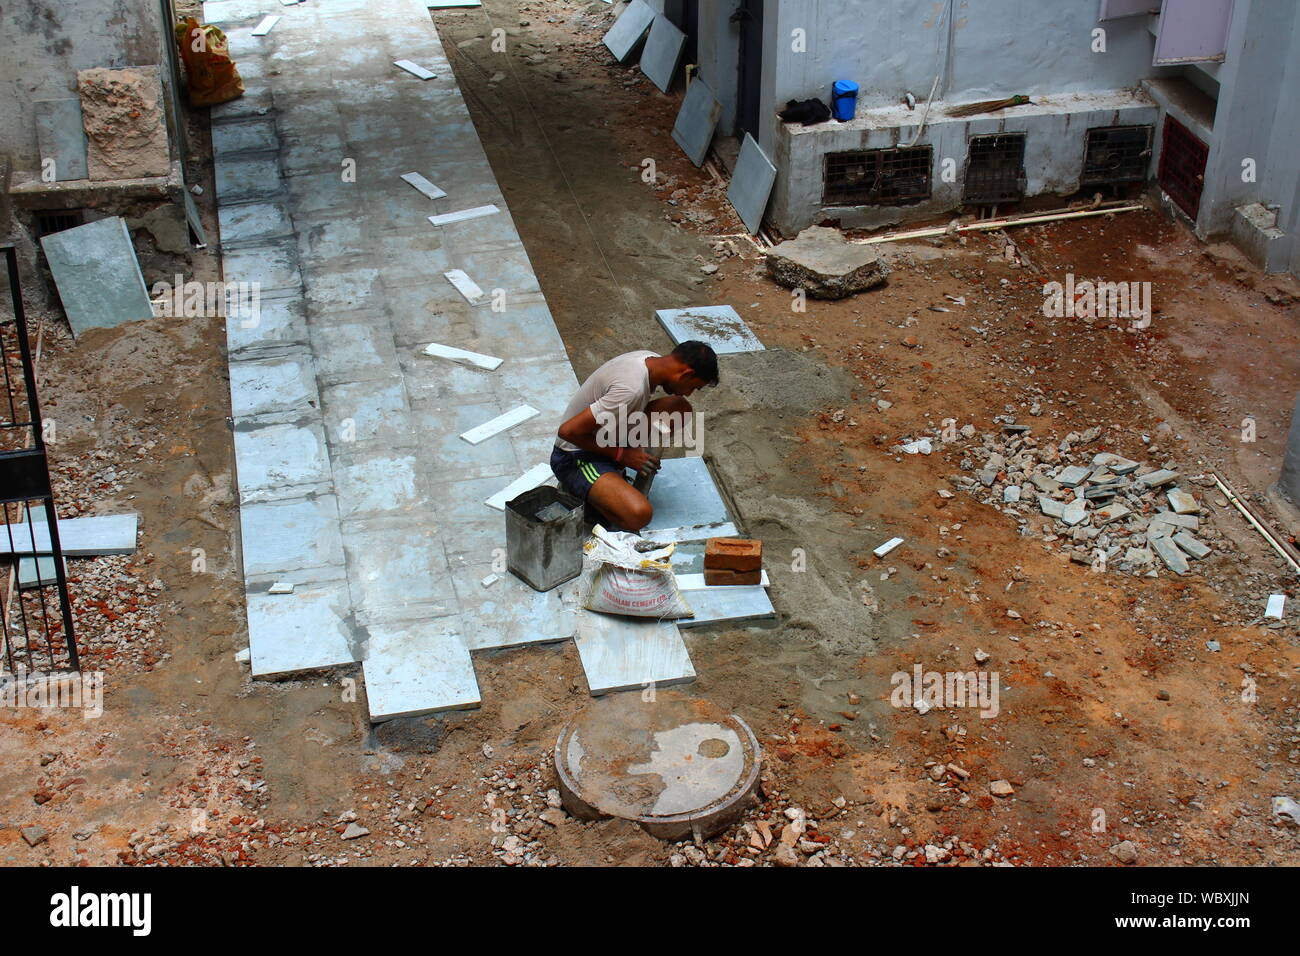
[1080,125,1152,187]
[33,209,84,238]
[1157,116,1208,219]
[823,146,932,206]
[963,133,1026,204]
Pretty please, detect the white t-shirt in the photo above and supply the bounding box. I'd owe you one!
[554,350,658,453]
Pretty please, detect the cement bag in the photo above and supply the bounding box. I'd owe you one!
[577,526,694,620]
[175,18,245,108]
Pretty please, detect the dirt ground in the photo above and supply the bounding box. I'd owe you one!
[1,0,1297,867]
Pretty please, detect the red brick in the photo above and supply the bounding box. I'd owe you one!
[704,567,761,587]
[704,537,762,572]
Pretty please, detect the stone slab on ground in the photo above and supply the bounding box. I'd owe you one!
[34,99,89,181]
[727,133,776,235]
[655,305,764,354]
[603,0,655,62]
[675,584,774,628]
[640,14,685,94]
[363,620,480,720]
[642,457,735,542]
[40,217,154,336]
[1151,535,1190,575]
[17,555,67,589]
[671,77,721,167]
[247,583,359,677]
[0,513,138,556]
[572,610,695,695]
[765,225,890,299]
[77,66,170,181]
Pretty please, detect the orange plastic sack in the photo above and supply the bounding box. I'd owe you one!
[175,17,244,108]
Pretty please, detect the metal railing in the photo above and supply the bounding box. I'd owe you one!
[0,244,79,674]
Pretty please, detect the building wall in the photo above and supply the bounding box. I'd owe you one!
[0,0,175,177]
[762,0,1157,124]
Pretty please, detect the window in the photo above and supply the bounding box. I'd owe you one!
[1080,125,1153,188]
[963,133,1026,205]
[823,147,932,206]
[33,209,85,238]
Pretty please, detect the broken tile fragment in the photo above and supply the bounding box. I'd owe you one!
[1166,489,1200,514]
[1151,535,1189,575]
[1139,468,1179,489]
[1172,532,1210,560]
[1056,465,1091,487]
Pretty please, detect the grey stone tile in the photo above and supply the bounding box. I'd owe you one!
[228,350,319,418]
[319,377,413,446]
[239,494,346,579]
[572,610,695,695]
[211,118,279,154]
[248,581,360,677]
[411,399,521,481]
[225,293,310,354]
[34,98,88,181]
[309,321,402,384]
[449,558,574,650]
[362,619,480,719]
[340,521,456,623]
[214,153,284,202]
[40,218,153,336]
[332,450,425,518]
[218,200,294,244]
[233,419,333,501]
[222,239,302,292]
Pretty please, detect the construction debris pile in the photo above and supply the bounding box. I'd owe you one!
[944,424,1220,576]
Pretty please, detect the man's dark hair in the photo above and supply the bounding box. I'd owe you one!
[671,340,719,385]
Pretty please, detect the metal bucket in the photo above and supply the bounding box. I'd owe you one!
[505,486,584,592]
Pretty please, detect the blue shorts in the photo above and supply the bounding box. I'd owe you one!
[550,445,626,501]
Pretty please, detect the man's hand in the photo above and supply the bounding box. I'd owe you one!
[622,448,661,476]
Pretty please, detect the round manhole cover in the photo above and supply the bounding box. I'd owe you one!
[554,690,761,841]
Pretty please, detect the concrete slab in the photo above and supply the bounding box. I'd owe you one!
[572,610,695,695]
[225,294,309,353]
[671,77,721,166]
[727,133,777,235]
[228,352,319,418]
[0,513,137,556]
[655,305,764,354]
[219,201,295,245]
[34,99,89,181]
[248,582,359,677]
[603,0,654,62]
[40,218,154,336]
[339,523,456,623]
[640,15,685,93]
[211,118,280,154]
[362,620,480,719]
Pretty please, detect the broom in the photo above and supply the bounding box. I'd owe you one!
[946,94,1032,118]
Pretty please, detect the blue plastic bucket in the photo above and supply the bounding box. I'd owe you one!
[832,80,859,121]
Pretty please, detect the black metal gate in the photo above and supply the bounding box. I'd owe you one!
[1158,115,1208,220]
[0,244,79,675]
[963,133,1027,205]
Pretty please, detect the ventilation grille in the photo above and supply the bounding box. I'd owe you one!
[823,147,933,206]
[1081,125,1152,187]
[33,209,85,238]
[963,133,1027,205]
[1157,116,1208,219]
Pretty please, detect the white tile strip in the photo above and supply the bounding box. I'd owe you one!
[485,462,553,511]
[428,204,499,226]
[394,59,436,80]
[400,171,447,200]
[460,405,539,445]
[421,341,503,370]
[252,15,281,35]
[445,269,485,304]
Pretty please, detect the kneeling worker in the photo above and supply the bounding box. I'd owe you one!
[551,342,718,532]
